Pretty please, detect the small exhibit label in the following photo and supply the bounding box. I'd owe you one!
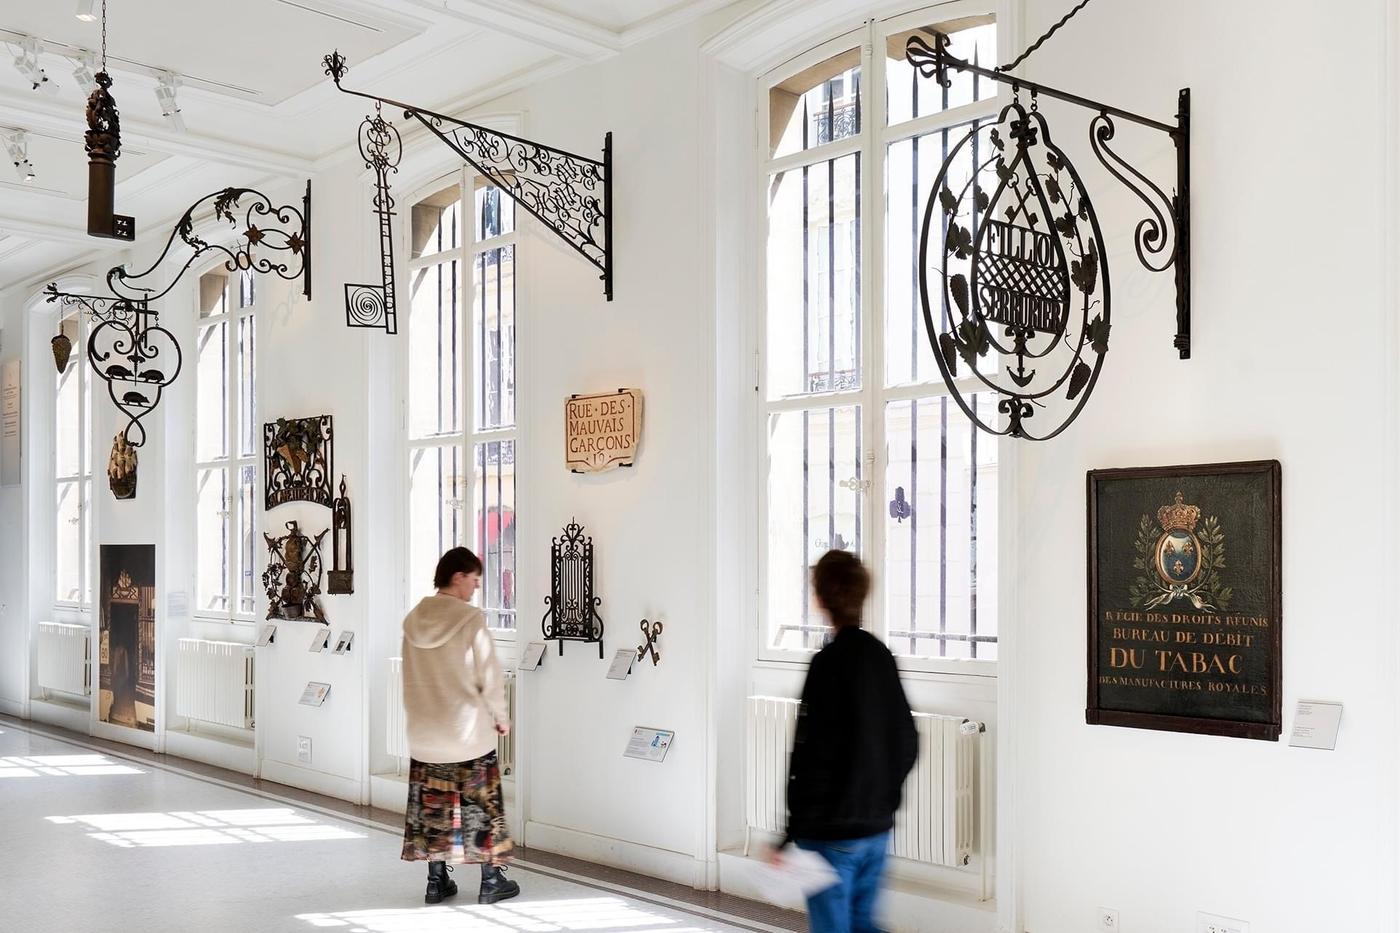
[257,624,277,646]
[299,682,331,707]
[624,727,674,762]
[520,641,547,671]
[333,630,354,654]
[606,648,634,680]
[308,628,330,652]
[1289,700,1343,750]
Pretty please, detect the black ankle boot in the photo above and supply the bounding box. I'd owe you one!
[425,861,458,904]
[478,864,520,904]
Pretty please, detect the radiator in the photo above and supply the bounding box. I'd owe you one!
[745,695,980,868]
[37,622,90,698]
[387,659,515,776]
[176,639,254,730]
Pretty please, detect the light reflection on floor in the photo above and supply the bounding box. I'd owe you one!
[0,753,143,777]
[46,807,365,847]
[298,897,729,933]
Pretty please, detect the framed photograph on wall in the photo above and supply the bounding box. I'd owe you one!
[1086,460,1282,740]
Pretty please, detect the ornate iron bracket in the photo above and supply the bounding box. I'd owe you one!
[905,32,1189,441]
[345,104,403,333]
[328,475,354,594]
[263,520,329,624]
[46,183,311,450]
[540,518,605,658]
[323,51,614,301]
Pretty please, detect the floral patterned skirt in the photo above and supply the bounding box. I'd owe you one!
[401,752,513,864]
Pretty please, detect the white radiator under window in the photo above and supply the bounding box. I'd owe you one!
[176,638,254,730]
[745,695,981,869]
[37,622,90,698]
[387,659,515,776]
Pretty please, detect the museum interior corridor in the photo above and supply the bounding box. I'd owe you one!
[2,0,1399,931]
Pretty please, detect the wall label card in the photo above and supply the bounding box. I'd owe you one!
[1,359,19,488]
[257,624,277,647]
[520,641,547,671]
[333,630,354,655]
[299,682,331,706]
[308,628,330,653]
[565,388,643,473]
[606,648,634,680]
[624,727,675,762]
[1289,700,1343,750]
[1087,461,1282,741]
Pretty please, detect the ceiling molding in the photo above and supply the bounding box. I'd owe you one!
[0,88,312,176]
[621,0,744,47]
[397,0,622,59]
[0,213,126,249]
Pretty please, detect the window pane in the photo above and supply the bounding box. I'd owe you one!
[81,480,92,605]
[237,316,256,458]
[885,117,997,386]
[237,464,257,616]
[769,49,861,159]
[473,244,515,430]
[411,183,461,258]
[56,481,81,602]
[766,406,863,652]
[408,261,461,438]
[55,359,80,477]
[474,441,516,631]
[884,395,998,660]
[196,468,230,612]
[767,154,862,398]
[475,184,514,241]
[885,17,996,126]
[196,322,228,461]
[238,270,255,309]
[408,445,465,597]
[199,270,228,318]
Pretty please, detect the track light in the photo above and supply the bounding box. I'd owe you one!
[12,37,58,95]
[71,50,97,94]
[3,131,35,184]
[75,0,98,21]
[155,71,186,133]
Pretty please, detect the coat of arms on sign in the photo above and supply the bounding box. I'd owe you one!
[565,388,643,474]
[264,415,334,509]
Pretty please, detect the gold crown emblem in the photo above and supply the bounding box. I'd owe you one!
[1157,492,1201,532]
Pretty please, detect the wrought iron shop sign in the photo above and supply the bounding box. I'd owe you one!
[907,25,1189,441]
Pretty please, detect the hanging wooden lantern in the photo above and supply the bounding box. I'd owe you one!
[51,332,73,372]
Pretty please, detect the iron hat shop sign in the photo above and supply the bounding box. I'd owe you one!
[565,388,643,473]
[906,5,1190,441]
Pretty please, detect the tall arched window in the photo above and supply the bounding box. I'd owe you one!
[405,173,518,631]
[760,7,1001,667]
[194,268,258,621]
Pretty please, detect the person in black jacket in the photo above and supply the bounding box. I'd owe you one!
[772,549,918,933]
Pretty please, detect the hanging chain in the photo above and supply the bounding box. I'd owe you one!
[100,0,107,71]
[997,0,1096,74]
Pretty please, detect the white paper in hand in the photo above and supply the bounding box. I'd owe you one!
[751,847,841,906]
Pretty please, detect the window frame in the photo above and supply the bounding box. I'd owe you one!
[755,3,1007,676]
[53,308,93,615]
[402,166,521,637]
[192,267,259,625]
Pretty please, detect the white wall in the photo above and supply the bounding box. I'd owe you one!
[1010,1,1398,931]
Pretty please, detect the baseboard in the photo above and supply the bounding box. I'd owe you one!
[27,697,91,734]
[164,729,256,776]
[259,758,365,805]
[717,850,997,933]
[370,772,407,814]
[525,820,708,888]
[0,696,26,717]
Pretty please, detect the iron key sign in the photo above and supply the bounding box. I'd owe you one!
[565,388,643,473]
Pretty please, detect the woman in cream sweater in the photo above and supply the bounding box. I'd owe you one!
[400,547,519,905]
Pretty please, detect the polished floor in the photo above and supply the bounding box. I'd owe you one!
[0,719,800,933]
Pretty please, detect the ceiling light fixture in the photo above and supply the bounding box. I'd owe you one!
[155,71,186,133]
[75,0,98,21]
[12,37,58,95]
[3,130,35,184]
[71,49,97,93]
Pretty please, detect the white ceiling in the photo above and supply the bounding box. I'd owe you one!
[0,0,739,290]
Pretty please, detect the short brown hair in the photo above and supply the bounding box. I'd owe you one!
[812,549,869,628]
[433,547,483,589]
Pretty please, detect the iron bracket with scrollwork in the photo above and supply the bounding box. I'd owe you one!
[323,51,613,301]
[345,104,403,334]
[540,518,605,658]
[904,32,1189,441]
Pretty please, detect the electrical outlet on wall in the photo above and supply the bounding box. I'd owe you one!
[1197,912,1249,933]
[296,736,312,764]
[1098,908,1120,931]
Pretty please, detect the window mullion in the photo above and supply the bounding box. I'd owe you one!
[863,18,888,643]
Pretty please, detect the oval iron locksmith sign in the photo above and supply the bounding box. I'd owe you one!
[921,99,1110,441]
[565,388,643,473]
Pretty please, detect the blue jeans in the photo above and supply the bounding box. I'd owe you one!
[794,831,890,933]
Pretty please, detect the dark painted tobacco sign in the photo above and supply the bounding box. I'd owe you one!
[1087,461,1282,740]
